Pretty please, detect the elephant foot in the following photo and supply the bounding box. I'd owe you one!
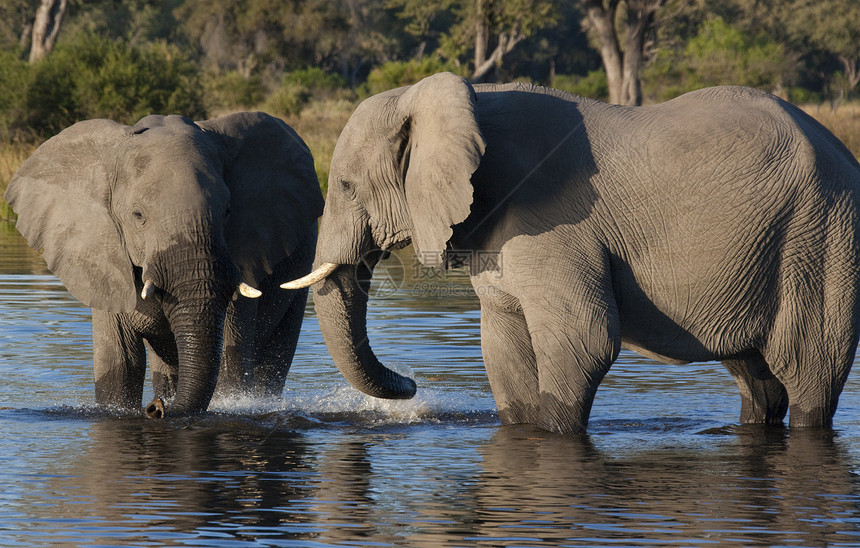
[145,398,165,419]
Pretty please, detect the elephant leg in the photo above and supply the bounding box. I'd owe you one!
[253,288,309,398]
[522,297,621,435]
[143,327,179,401]
[764,263,859,428]
[216,297,258,398]
[92,310,147,409]
[765,342,855,429]
[723,353,788,425]
[146,342,178,401]
[479,297,539,425]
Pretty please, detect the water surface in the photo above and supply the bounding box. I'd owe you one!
[1,228,859,546]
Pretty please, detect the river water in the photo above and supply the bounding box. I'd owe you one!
[1,226,859,547]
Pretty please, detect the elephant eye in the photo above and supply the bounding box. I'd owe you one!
[132,210,146,225]
[340,179,357,200]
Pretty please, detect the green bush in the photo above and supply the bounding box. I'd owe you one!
[283,67,346,93]
[263,82,310,116]
[361,56,465,97]
[551,69,609,100]
[643,17,794,102]
[264,68,354,116]
[0,50,31,138]
[27,33,204,135]
[685,18,792,91]
[202,71,266,113]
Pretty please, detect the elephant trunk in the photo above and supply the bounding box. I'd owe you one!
[145,246,237,418]
[313,261,416,399]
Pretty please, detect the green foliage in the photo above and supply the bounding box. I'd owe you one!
[552,69,609,100]
[27,33,204,135]
[264,68,352,116]
[283,67,347,93]
[685,18,792,89]
[264,82,311,117]
[642,17,795,101]
[0,50,31,138]
[361,56,465,96]
[202,71,266,112]
[392,0,559,75]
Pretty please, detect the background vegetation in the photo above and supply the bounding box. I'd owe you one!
[1,0,859,216]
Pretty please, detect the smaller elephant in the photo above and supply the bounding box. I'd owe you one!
[285,72,860,434]
[6,112,324,417]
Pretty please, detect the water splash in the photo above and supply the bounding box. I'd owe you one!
[207,377,497,428]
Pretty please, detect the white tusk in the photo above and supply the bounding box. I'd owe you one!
[280,262,339,289]
[239,282,262,298]
[141,280,156,300]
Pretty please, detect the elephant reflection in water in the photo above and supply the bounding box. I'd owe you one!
[35,421,406,545]
[465,426,860,545]
[32,419,860,544]
[44,420,314,540]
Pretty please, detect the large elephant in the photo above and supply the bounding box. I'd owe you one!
[285,72,860,434]
[6,112,323,418]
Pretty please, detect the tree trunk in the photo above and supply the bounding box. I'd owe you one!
[838,55,860,92]
[474,0,488,74]
[583,0,624,104]
[582,0,661,106]
[29,0,67,63]
[620,0,656,106]
[472,30,525,83]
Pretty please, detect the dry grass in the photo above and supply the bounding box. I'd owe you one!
[278,98,357,196]
[801,103,860,159]
[1,99,859,224]
[0,140,38,223]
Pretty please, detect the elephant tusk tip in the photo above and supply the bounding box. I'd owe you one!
[141,280,156,300]
[281,262,339,290]
[239,282,262,298]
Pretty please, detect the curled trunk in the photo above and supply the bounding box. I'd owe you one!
[313,262,416,399]
[144,247,236,418]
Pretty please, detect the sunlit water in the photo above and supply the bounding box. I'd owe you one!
[2,229,860,546]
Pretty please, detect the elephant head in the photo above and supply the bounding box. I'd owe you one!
[283,72,486,399]
[6,112,322,416]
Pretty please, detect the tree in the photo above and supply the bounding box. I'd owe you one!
[784,0,860,97]
[177,0,403,84]
[580,0,663,105]
[392,0,558,82]
[28,0,67,63]
[469,0,558,82]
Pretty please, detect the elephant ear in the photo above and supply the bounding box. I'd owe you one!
[4,120,137,312]
[198,112,324,286]
[397,72,487,267]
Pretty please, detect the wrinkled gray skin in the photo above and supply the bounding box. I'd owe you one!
[6,112,323,418]
[301,72,860,434]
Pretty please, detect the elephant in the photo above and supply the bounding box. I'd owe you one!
[284,72,860,434]
[5,112,324,418]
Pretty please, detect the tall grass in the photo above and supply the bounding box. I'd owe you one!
[802,103,860,159]
[278,98,356,196]
[0,141,38,224]
[2,100,860,228]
